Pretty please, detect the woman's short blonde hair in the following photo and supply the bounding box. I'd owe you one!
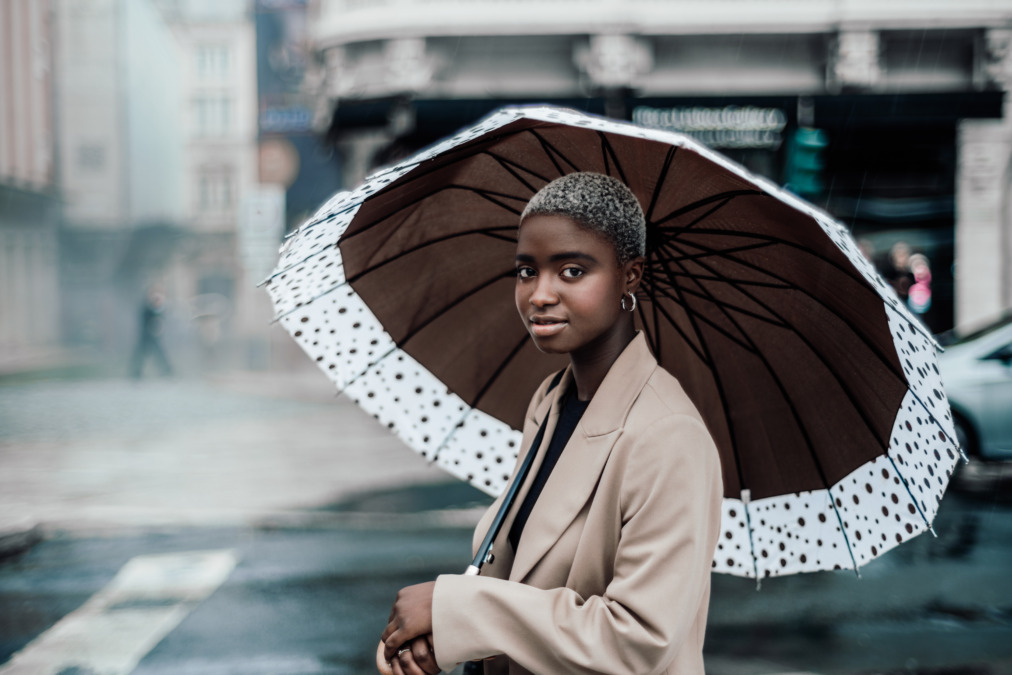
[520,172,646,264]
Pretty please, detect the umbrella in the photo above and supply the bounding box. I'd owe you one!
[264,105,961,579]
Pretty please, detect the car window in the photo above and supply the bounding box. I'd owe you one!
[941,313,1012,347]
[984,342,1012,362]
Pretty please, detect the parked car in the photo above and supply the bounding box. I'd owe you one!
[937,313,1012,460]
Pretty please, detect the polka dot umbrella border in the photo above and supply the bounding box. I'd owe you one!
[263,105,964,579]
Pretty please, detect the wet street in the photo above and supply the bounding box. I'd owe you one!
[1,372,1011,674]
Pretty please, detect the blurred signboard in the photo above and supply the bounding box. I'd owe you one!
[632,105,787,149]
[239,185,286,281]
[255,0,341,230]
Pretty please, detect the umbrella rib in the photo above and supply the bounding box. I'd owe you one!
[483,150,549,193]
[652,190,765,228]
[644,147,677,226]
[269,279,347,326]
[286,123,537,247]
[646,279,760,354]
[397,269,515,348]
[601,135,613,177]
[660,236,894,450]
[426,332,531,464]
[470,330,532,409]
[262,240,341,288]
[669,234,907,385]
[598,132,629,185]
[880,304,962,457]
[269,225,517,324]
[635,298,659,356]
[650,242,784,285]
[635,266,661,356]
[479,231,519,245]
[662,225,883,296]
[653,268,790,293]
[885,455,936,533]
[659,240,777,266]
[344,225,518,285]
[647,243,746,494]
[654,242,863,573]
[464,185,532,215]
[639,284,717,365]
[649,264,662,356]
[528,129,582,175]
[673,284,791,331]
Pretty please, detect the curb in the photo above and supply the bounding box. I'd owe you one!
[0,507,487,542]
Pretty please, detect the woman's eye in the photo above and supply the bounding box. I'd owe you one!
[561,267,585,279]
[516,266,535,279]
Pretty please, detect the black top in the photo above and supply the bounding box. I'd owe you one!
[508,387,590,551]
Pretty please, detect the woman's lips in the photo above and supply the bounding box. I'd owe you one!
[530,319,567,337]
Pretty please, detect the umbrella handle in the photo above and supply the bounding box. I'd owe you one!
[376,641,394,675]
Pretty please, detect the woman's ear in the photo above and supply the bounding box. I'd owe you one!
[625,257,645,294]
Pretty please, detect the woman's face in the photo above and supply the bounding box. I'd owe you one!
[515,214,640,356]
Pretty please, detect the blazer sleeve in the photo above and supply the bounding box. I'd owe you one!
[431,413,723,675]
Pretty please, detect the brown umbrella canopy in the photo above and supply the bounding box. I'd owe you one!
[339,115,907,502]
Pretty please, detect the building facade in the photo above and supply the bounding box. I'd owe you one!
[53,0,185,357]
[46,0,267,371]
[0,0,61,357]
[162,0,265,368]
[307,0,1012,332]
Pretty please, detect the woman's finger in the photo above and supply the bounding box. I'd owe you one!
[383,631,405,663]
[410,636,439,674]
[396,648,426,675]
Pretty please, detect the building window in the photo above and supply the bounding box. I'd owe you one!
[197,168,235,212]
[77,144,105,170]
[196,44,231,80]
[193,95,232,137]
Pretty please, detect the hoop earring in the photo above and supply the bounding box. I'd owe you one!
[620,292,637,312]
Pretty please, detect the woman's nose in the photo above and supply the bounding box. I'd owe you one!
[529,276,558,307]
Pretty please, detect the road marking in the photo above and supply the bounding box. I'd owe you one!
[0,549,237,675]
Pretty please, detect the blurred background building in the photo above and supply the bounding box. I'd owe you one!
[2,0,1011,372]
[307,0,1012,334]
[0,0,60,359]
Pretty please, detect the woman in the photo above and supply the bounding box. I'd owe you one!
[381,172,724,675]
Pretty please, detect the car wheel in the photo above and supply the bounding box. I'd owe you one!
[952,415,976,458]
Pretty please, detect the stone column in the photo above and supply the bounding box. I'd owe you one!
[955,29,1012,328]
[827,30,882,92]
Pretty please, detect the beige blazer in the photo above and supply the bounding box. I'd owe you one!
[431,333,724,675]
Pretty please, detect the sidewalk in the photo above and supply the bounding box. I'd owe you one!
[0,367,468,554]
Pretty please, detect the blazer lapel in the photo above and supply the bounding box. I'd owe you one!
[476,369,570,579]
[509,332,659,583]
[508,427,619,582]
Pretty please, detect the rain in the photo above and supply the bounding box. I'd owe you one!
[1,1,1011,673]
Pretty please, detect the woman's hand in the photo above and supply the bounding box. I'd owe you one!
[382,581,436,664]
[390,635,439,675]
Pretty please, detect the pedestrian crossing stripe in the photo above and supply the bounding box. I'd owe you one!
[0,549,237,675]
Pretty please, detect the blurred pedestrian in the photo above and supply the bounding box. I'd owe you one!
[907,253,932,315]
[380,173,722,675]
[884,241,915,303]
[130,285,173,379]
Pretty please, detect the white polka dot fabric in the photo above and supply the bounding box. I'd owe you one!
[264,105,960,578]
